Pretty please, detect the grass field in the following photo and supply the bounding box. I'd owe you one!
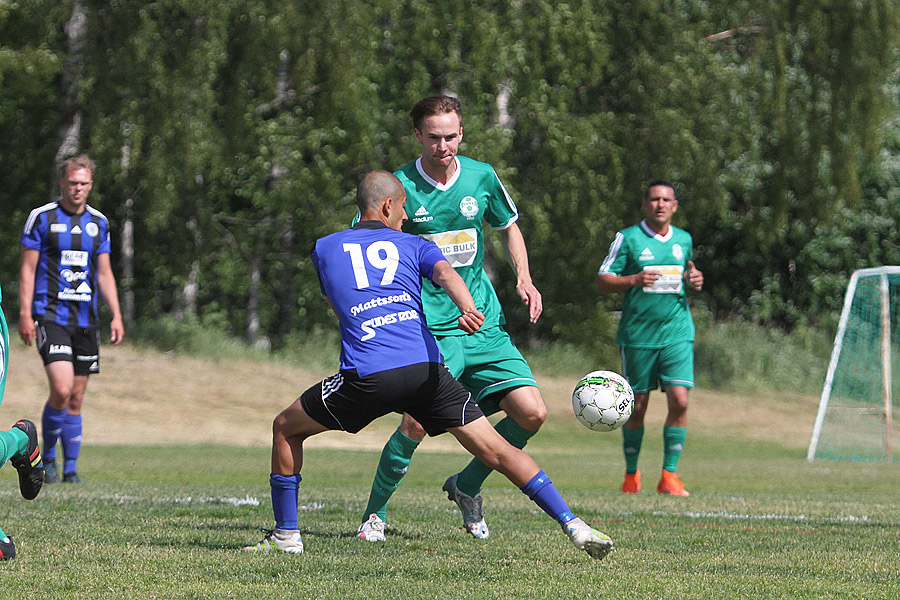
[0,342,898,599]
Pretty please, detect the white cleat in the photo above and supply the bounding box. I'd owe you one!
[442,474,490,539]
[564,518,613,560]
[357,514,386,542]
[244,528,304,554]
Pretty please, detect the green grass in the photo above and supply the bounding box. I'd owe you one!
[0,425,898,600]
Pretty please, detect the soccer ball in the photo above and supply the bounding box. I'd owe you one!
[572,371,634,432]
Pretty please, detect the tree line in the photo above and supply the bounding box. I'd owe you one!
[2,0,898,352]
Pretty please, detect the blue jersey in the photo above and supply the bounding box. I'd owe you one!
[312,221,448,377]
[21,202,112,329]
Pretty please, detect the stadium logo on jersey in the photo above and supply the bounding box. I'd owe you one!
[50,223,67,233]
[459,196,478,219]
[61,269,88,283]
[423,229,477,268]
[60,250,89,267]
[71,225,83,235]
[639,247,655,261]
[412,205,433,223]
[49,344,72,355]
[85,222,99,237]
[672,244,684,261]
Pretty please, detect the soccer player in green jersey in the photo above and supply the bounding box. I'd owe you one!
[595,180,703,496]
[357,95,547,541]
[0,281,46,560]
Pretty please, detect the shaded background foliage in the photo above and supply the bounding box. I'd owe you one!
[1,0,899,354]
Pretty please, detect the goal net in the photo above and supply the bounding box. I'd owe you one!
[807,267,900,461]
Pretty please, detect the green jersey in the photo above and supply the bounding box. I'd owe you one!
[598,220,695,348]
[395,156,518,335]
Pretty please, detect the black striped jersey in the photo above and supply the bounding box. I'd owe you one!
[21,202,112,329]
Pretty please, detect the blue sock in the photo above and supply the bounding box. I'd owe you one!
[41,404,67,462]
[520,470,575,525]
[270,473,302,530]
[61,413,82,475]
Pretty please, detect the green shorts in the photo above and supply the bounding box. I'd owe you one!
[620,341,694,394]
[435,326,537,417]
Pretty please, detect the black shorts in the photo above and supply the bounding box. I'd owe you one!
[300,362,484,436]
[36,322,100,375]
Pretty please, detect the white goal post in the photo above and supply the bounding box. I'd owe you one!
[807,267,900,461]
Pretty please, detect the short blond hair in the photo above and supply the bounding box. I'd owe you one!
[59,154,96,180]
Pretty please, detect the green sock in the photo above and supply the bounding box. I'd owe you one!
[622,426,644,474]
[456,417,536,497]
[0,428,28,466]
[662,426,687,472]
[362,428,420,522]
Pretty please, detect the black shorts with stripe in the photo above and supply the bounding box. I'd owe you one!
[36,321,100,375]
[300,362,484,436]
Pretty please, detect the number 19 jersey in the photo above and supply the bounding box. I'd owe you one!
[312,221,448,377]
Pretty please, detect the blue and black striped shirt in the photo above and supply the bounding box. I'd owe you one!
[21,202,112,329]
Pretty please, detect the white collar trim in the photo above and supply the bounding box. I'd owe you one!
[640,219,673,242]
[415,156,461,191]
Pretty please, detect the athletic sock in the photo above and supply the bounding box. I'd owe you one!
[270,473,302,530]
[61,413,83,475]
[662,426,687,472]
[520,470,575,525]
[0,428,28,465]
[41,404,67,462]
[361,428,420,522]
[456,417,537,497]
[622,425,644,474]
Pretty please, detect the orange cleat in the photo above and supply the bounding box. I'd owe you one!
[621,470,641,494]
[657,470,690,496]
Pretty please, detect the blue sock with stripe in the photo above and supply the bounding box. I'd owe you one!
[520,470,575,525]
[61,413,82,475]
[270,473,302,530]
[41,404,67,462]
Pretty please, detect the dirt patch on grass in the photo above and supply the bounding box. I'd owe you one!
[3,341,819,451]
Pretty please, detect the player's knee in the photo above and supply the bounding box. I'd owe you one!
[399,414,426,440]
[49,384,73,406]
[517,402,546,431]
[502,388,547,431]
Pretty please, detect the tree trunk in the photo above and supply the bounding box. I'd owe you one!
[52,0,87,198]
[120,125,135,326]
[245,229,265,347]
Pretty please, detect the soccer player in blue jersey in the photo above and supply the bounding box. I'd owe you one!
[245,170,612,559]
[19,155,124,484]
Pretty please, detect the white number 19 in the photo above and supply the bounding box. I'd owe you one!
[343,241,400,288]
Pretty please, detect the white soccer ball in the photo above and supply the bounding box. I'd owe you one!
[572,370,634,432]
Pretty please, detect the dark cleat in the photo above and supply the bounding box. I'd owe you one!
[43,460,60,484]
[63,472,82,484]
[0,536,16,561]
[10,420,44,500]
